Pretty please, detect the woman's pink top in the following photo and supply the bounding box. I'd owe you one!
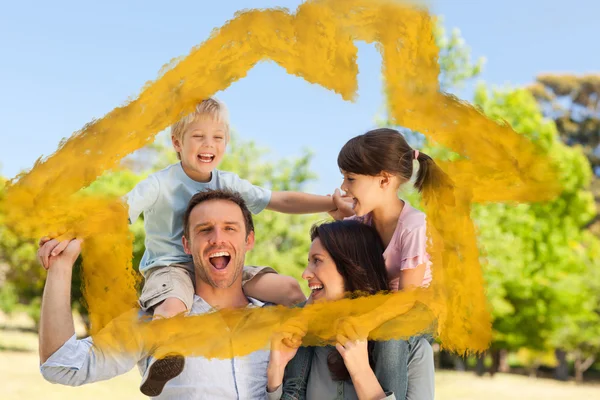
[349,201,433,291]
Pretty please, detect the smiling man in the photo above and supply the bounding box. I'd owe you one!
[38,189,274,399]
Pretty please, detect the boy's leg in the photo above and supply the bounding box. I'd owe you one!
[139,264,195,396]
[139,264,195,317]
[372,339,409,399]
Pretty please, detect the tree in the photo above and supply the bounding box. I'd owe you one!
[528,74,600,382]
[529,74,600,237]
[529,74,600,162]
[435,16,485,92]
[472,87,600,380]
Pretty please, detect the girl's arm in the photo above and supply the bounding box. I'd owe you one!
[398,263,426,290]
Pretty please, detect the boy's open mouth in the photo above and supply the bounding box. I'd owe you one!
[208,251,231,270]
[198,153,215,163]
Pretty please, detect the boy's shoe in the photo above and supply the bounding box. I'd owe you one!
[140,353,185,397]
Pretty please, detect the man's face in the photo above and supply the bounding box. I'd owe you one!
[182,199,254,289]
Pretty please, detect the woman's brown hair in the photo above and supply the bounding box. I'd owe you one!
[310,220,389,381]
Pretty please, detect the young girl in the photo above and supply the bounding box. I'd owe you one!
[329,127,449,396]
[332,127,448,291]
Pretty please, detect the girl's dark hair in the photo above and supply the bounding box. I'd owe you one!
[309,220,389,381]
[337,127,451,194]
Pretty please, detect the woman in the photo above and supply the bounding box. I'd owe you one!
[266,220,435,400]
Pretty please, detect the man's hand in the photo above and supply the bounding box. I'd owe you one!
[328,189,355,220]
[37,237,82,270]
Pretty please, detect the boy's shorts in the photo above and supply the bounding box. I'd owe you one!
[139,262,277,312]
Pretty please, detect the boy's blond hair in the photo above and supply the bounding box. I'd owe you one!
[171,98,230,157]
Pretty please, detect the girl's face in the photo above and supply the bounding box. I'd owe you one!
[302,238,346,303]
[340,171,383,216]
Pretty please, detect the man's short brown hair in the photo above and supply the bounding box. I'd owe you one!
[183,189,255,238]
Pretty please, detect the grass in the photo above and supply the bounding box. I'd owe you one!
[2,312,599,399]
[3,350,599,400]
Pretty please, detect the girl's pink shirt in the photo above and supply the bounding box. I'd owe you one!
[348,201,433,291]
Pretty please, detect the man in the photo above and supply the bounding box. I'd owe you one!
[38,189,281,399]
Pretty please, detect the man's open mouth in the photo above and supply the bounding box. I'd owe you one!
[208,251,231,270]
[198,153,215,163]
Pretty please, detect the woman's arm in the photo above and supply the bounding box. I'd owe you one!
[336,338,388,400]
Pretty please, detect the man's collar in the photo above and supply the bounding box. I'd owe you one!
[191,294,265,314]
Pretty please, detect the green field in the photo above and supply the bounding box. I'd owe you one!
[3,350,599,400]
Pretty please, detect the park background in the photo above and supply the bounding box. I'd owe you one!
[1,0,599,398]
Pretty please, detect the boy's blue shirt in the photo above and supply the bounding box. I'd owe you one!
[126,162,271,274]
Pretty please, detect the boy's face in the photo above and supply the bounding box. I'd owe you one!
[172,117,228,181]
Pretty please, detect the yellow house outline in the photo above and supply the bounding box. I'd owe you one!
[4,0,560,356]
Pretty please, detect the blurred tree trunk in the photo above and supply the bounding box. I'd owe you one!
[498,349,510,373]
[454,355,466,371]
[475,354,485,376]
[489,349,500,376]
[528,360,540,378]
[554,349,569,381]
[574,351,595,384]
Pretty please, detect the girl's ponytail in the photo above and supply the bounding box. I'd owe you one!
[414,151,454,205]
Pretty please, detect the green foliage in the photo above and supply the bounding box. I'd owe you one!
[386,19,600,372]
[435,16,486,92]
[470,86,600,354]
[0,177,44,319]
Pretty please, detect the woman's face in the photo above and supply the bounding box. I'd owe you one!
[302,237,346,303]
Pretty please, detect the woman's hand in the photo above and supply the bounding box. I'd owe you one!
[267,321,306,393]
[335,334,371,378]
[336,320,387,400]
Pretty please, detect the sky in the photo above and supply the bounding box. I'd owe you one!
[1,0,598,194]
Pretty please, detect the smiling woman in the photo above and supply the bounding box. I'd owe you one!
[267,220,435,400]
